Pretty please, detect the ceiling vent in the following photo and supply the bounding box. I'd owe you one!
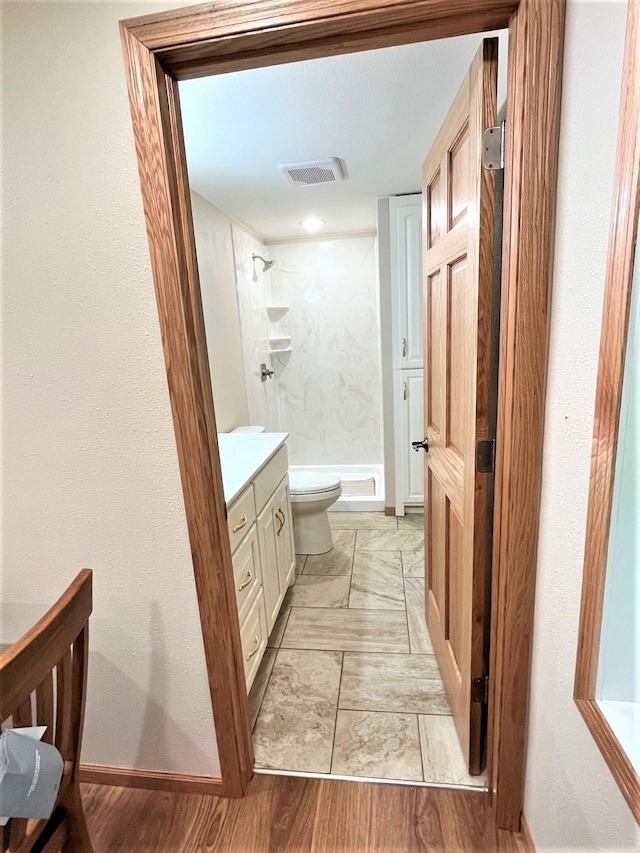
[279,158,344,186]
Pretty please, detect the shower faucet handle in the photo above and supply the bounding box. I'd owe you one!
[260,363,275,382]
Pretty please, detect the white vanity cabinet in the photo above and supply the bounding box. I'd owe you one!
[225,440,295,692]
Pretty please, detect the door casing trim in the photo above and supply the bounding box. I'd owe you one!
[119,0,565,832]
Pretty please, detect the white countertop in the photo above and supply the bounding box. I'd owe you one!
[217,432,289,506]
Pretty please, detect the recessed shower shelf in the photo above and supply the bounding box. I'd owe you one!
[266,305,289,322]
[269,347,293,358]
[269,336,292,351]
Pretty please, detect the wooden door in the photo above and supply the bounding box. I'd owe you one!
[422,38,497,775]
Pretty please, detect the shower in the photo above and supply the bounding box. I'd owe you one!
[252,253,275,273]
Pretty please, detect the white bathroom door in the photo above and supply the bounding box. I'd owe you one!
[421,37,497,775]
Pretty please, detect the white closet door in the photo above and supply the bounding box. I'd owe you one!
[395,369,425,508]
[390,195,423,370]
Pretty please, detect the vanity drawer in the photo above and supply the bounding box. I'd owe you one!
[240,589,268,691]
[253,445,288,514]
[227,486,256,552]
[232,524,261,623]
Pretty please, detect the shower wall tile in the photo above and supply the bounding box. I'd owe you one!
[231,225,280,432]
[268,236,383,465]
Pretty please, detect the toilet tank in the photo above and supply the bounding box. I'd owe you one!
[231,426,265,434]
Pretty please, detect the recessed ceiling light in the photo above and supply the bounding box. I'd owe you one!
[300,217,326,234]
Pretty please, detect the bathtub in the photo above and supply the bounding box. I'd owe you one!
[288,464,385,512]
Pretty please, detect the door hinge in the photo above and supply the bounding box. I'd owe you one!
[476,438,496,474]
[482,120,505,170]
[471,675,489,704]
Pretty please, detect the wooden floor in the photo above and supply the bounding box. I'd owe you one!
[82,774,531,852]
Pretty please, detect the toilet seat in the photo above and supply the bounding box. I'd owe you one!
[289,471,341,497]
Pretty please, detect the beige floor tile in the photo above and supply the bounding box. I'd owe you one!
[296,555,307,574]
[304,530,355,575]
[267,605,291,649]
[349,551,405,610]
[418,715,486,787]
[355,529,424,552]
[398,513,425,530]
[253,649,342,774]
[281,607,410,653]
[339,653,450,714]
[331,710,423,781]
[248,646,277,729]
[405,577,434,654]
[402,548,424,578]
[288,575,351,608]
[329,512,398,530]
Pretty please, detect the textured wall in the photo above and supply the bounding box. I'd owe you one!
[191,192,250,433]
[1,1,219,776]
[268,236,383,465]
[525,0,640,848]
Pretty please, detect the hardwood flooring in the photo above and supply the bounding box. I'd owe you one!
[82,774,532,852]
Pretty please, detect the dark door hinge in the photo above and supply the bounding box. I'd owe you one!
[476,439,496,474]
[471,675,489,704]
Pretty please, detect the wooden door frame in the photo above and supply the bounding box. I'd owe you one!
[119,0,564,832]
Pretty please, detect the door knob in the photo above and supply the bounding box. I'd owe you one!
[412,438,429,453]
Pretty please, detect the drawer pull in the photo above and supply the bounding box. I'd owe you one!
[401,337,407,358]
[238,570,253,592]
[246,636,260,661]
[233,514,248,533]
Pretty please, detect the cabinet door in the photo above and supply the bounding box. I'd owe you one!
[391,195,423,370]
[396,369,425,507]
[275,477,296,588]
[257,491,283,633]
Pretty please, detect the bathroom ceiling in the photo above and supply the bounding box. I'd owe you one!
[179,32,507,243]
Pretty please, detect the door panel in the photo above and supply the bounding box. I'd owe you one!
[257,492,282,633]
[422,38,497,775]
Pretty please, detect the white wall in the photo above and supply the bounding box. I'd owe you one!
[268,236,383,466]
[1,1,220,776]
[524,0,640,848]
[191,191,250,432]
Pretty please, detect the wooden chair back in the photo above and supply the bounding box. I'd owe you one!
[0,569,93,852]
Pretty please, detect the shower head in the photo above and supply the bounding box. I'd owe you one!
[252,253,275,273]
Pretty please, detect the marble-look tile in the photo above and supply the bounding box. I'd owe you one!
[402,548,425,578]
[253,649,342,773]
[281,608,410,653]
[288,575,351,608]
[418,715,486,787]
[339,653,450,715]
[295,555,307,574]
[331,710,423,781]
[405,577,434,655]
[248,647,277,729]
[398,513,425,530]
[349,551,405,610]
[270,237,382,465]
[267,605,291,649]
[355,529,424,552]
[329,512,398,530]
[304,530,355,575]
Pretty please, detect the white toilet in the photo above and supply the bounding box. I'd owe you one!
[230,425,341,555]
[288,471,342,555]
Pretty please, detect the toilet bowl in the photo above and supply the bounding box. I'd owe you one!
[289,472,342,555]
[229,426,341,555]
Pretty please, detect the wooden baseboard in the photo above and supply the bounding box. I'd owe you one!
[521,815,535,851]
[384,506,396,516]
[79,764,225,796]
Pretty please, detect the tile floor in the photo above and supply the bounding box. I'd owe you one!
[248,511,486,788]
